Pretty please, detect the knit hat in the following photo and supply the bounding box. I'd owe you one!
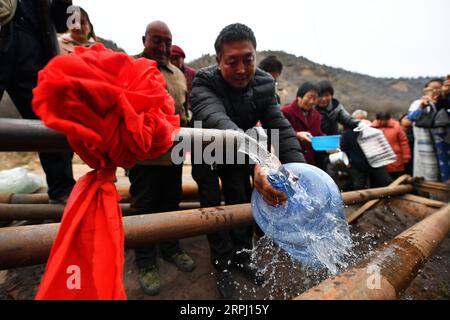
[171,45,186,58]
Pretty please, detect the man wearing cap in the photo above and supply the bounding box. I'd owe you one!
[170,44,197,99]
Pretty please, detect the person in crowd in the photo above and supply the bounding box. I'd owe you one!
[401,79,444,179]
[314,80,359,173]
[57,7,96,55]
[399,113,414,175]
[170,45,197,99]
[58,7,125,54]
[129,20,194,296]
[341,110,393,190]
[258,55,283,104]
[406,77,450,183]
[372,112,411,179]
[406,79,443,114]
[282,82,324,166]
[0,0,76,204]
[190,23,305,299]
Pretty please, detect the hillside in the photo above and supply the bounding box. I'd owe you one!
[188,51,433,119]
[1,51,433,120]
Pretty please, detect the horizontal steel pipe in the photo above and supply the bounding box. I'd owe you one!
[0,119,246,153]
[0,183,415,268]
[0,181,199,205]
[0,203,129,221]
[0,184,413,221]
[0,202,201,222]
[295,203,450,300]
[1,183,411,207]
[343,184,413,205]
[0,119,69,151]
[0,204,253,270]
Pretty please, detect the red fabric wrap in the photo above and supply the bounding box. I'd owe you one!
[32,44,179,300]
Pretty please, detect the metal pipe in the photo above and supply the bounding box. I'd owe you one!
[0,203,130,221]
[0,119,245,152]
[294,203,450,300]
[0,183,415,268]
[0,202,201,222]
[0,180,199,205]
[0,119,69,152]
[0,204,253,270]
[347,175,411,223]
[0,184,413,221]
[342,184,413,205]
[1,182,411,207]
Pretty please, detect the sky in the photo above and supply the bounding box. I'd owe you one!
[73,0,450,79]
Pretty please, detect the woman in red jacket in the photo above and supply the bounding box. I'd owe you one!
[372,112,411,179]
[282,82,324,165]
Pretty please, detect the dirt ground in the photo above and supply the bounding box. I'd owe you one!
[0,153,449,300]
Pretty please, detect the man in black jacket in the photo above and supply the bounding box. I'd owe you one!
[190,23,305,299]
[0,0,75,203]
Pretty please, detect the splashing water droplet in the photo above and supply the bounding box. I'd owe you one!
[234,131,353,275]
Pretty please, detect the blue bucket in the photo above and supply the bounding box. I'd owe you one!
[311,135,340,151]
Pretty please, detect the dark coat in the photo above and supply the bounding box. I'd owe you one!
[282,100,324,165]
[315,98,359,135]
[341,129,371,171]
[0,0,72,59]
[190,65,304,164]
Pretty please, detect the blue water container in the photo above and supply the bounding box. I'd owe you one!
[311,135,340,151]
[251,163,352,272]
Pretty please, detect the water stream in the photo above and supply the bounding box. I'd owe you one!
[236,130,353,275]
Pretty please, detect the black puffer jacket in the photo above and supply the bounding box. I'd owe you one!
[316,98,359,135]
[0,0,72,59]
[191,65,304,164]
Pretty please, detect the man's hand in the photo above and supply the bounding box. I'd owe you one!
[253,164,287,207]
[420,95,433,107]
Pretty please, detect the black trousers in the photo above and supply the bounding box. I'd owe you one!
[348,166,393,190]
[0,24,75,200]
[192,163,254,272]
[129,164,183,269]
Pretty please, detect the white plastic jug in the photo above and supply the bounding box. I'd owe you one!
[354,122,397,168]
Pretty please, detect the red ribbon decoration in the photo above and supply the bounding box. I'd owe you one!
[32,44,179,299]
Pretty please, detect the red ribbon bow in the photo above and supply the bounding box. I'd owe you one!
[32,44,179,299]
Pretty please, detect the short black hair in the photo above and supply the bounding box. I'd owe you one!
[296,82,320,98]
[317,80,334,96]
[258,55,283,74]
[424,78,443,88]
[214,23,257,57]
[376,111,391,120]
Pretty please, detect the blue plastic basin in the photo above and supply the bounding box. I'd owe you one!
[311,135,340,151]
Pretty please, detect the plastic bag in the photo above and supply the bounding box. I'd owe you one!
[251,163,352,274]
[355,123,397,168]
[0,167,44,194]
